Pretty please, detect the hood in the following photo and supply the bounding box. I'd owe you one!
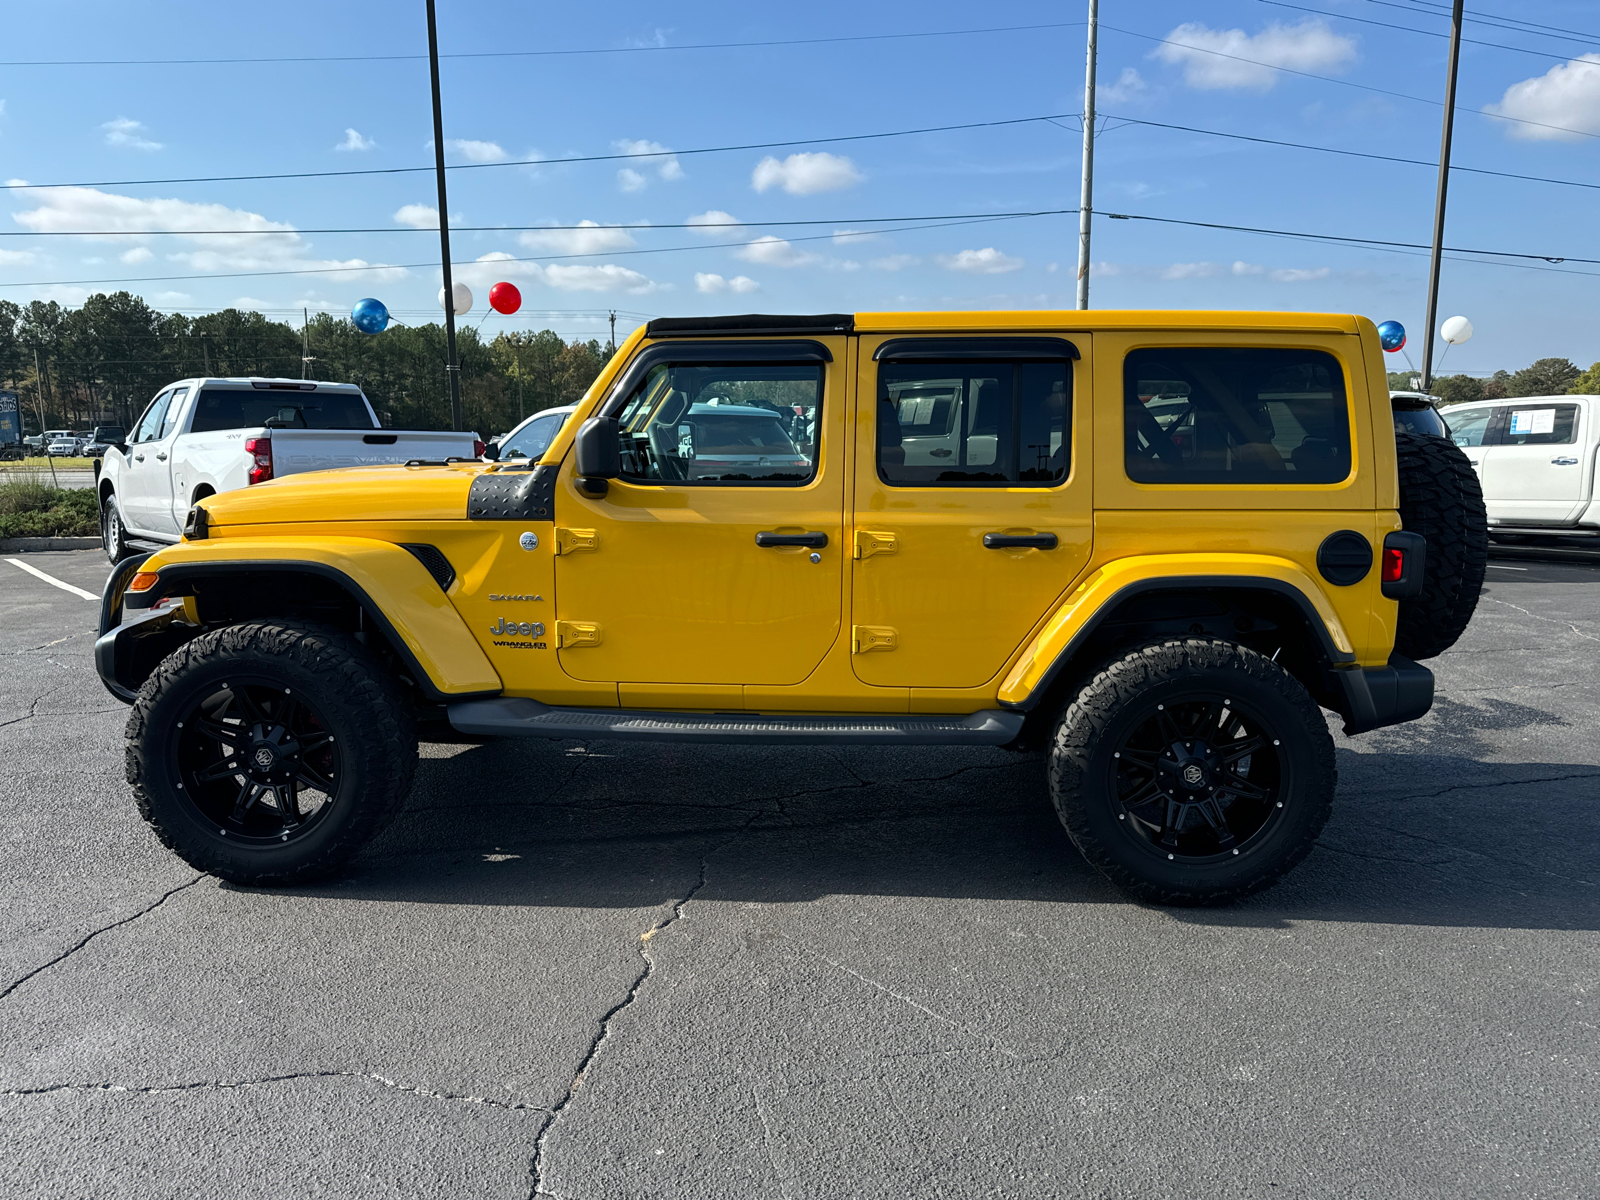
[200,463,483,526]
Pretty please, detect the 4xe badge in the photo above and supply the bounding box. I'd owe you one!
[518,531,540,551]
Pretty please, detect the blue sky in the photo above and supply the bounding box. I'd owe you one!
[2,0,1598,374]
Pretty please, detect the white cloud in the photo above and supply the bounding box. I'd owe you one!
[518,220,636,255]
[394,204,438,229]
[870,254,920,271]
[152,291,192,304]
[1269,266,1330,282]
[336,128,375,152]
[695,272,759,294]
[1484,55,1600,140]
[102,117,162,151]
[735,235,817,267]
[751,152,863,195]
[120,246,154,264]
[12,186,407,280]
[937,248,1024,274]
[1153,20,1356,92]
[614,139,684,187]
[0,248,38,266]
[1161,261,1222,280]
[832,228,877,246]
[1100,67,1149,104]
[431,138,506,163]
[459,250,659,295]
[1232,261,1264,275]
[686,210,744,235]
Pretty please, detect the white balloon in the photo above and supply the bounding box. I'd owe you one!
[1440,315,1473,345]
[437,282,474,315]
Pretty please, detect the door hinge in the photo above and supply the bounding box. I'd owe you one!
[555,620,603,649]
[851,625,897,653]
[554,527,600,555]
[854,530,898,560]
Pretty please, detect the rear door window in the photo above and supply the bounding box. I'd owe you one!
[1496,403,1578,446]
[1124,347,1352,484]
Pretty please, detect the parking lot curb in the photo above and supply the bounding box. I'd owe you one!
[0,536,103,552]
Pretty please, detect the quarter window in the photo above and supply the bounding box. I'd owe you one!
[1125,347,1352,484]
[877,362,1069,486]
[614,362,821,485]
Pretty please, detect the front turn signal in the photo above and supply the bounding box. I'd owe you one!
[128,571,160,592]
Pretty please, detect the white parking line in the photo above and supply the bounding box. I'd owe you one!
[5,557,99,601]
[1487,564,1528,571]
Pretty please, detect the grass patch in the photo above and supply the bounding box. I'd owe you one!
[0,456,98,471]
[0,474,100,538]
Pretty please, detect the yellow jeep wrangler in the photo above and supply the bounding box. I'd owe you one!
[97,311,1486,904]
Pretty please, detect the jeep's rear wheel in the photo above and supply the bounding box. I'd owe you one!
[1048,637,1335,906]
[126,621,417,885]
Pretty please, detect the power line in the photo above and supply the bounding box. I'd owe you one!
[0,111,1080,192]
[1100,21,1600,141]
[1257,0,1594,63]
[1364,0,1600,49]
[0,21,1083,68]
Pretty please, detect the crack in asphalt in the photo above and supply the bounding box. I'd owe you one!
[0,876,204,1002]
[1483,596,1600,643]
[1376,770,1600,806]
[0,687,67,731]
[0,1070,550,1112]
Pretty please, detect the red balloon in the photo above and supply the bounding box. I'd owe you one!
[489,281,522,315]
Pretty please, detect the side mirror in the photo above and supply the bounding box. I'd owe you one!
[574,416,620,486]
[481,441,501,461]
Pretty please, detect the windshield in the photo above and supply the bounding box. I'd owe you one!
[93,426,126,441]
[500,410,567,460]
[188,388,375,433]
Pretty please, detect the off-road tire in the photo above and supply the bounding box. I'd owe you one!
[102,497,134,564]
[126,621,417,885]
[1394,430,1487,660]
[1047,637,1335,906]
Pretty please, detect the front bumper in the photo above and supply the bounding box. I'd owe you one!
[1333,654,1434,735]
[95,552,201,703]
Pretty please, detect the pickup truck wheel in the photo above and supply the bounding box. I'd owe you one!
[1393,430,1488,660]
[126,621,417,886]
[1047,637,1335,906]
[102,498,134,564]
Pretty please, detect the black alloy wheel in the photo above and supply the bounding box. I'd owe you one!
[1109,695,1285,863]
[1047,637,1335,905]
[171,678,341,845]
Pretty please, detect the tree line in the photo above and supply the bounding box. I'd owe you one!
[1388,357,1600,405]
[0,291,612,436]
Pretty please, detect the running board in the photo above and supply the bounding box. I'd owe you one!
[445,697,1024,746]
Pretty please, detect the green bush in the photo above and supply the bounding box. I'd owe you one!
[0,480,100,538]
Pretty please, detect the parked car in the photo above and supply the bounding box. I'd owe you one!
[97,376,483,563]
[1389,390,1452,439]
[486,405,576,462]
[100,311,1487,905]
[83,425,128,457]
[38,429,74,455]
[1443,393,1600,535]
[48,434,85,456]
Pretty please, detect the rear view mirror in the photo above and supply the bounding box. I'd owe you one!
[574,416,620,483]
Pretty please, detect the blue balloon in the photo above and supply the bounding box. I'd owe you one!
[1377,319,1406,352]
[351,297,390,335]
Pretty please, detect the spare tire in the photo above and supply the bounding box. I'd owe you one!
[1393,431,1488,660]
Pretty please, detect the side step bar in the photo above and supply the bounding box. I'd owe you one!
[446,697,1025,746]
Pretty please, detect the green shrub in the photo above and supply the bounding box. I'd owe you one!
[0,481,100,537]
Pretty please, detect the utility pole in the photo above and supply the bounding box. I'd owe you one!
[426,0,465,432]
[1420,0,1465,394]
[1075,0,1099,310]
[608,311,617,355]
[201,333,213,376]
[32,347,57,485]
[301,308,312,379]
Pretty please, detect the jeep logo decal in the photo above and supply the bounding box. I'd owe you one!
[490,618,545,637]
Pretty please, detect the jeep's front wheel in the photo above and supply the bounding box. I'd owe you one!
[1048,637,1335,906]
[126,621,417,885]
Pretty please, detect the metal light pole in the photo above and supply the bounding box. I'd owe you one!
[1420,0,1465,394]
[1075,0,1099,310]
[425,0,464,432]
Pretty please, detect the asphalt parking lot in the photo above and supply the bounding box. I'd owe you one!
[1,550,1595,1199]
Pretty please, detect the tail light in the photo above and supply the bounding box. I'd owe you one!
[1380,531,1426,599]
[245,435,273,484]
[473,439,487,458]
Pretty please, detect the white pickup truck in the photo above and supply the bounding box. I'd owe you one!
[97,376,480,562]
[1443,393,1600,537]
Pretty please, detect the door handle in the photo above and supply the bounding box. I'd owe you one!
[755,531,828,548]
[983,532,1059,550]
[155,452,168,461]
[1552,456,1579,465]
[133,453,145,462]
